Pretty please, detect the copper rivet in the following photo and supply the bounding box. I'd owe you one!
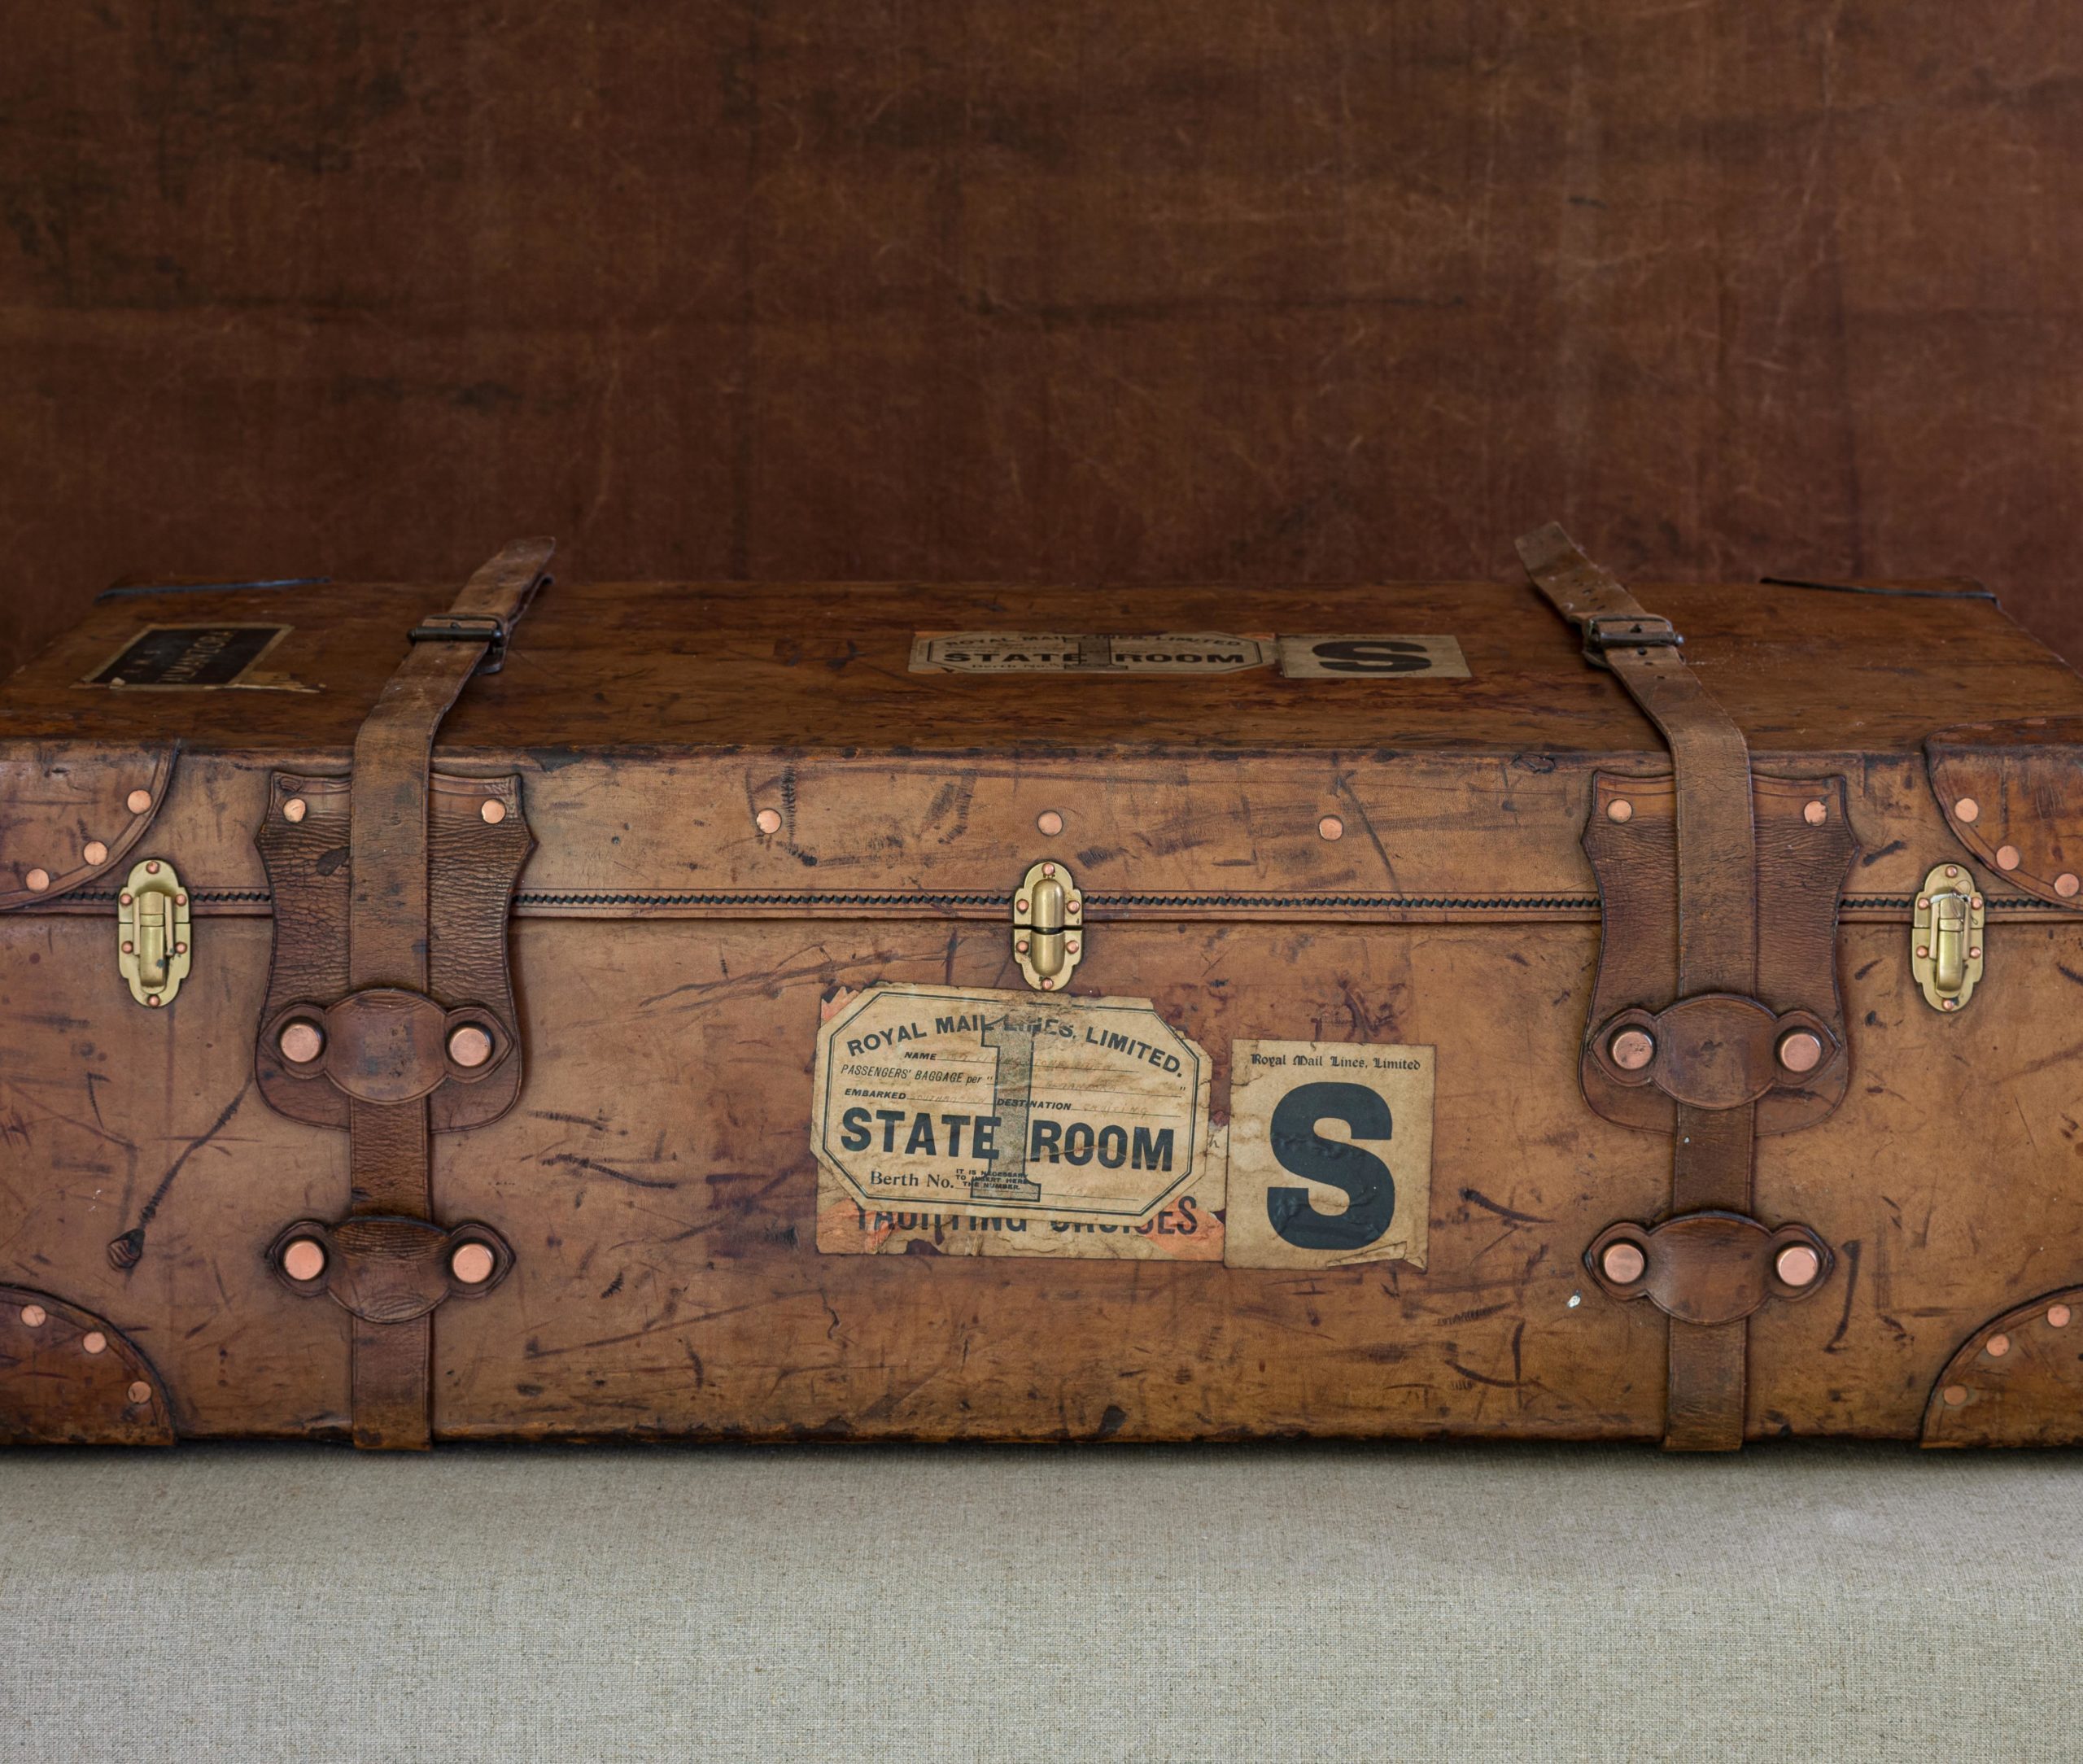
[25,867,50,891]
[127,1381,151,1405]
[1041,978,1055,990]
[174,941,187,955]
[1968,946,1981,960]
[1915,945,1930,959]
[128,788,153,814]
[1607,799,1634,823]
[755,807,781,835]
[1318,815,1344,841]
[120,891,133,906]
[1601,1242,1647,1284]
[2059,873,2081,897]
[1971,895,1984,910]
[174,893,186,907]
[145,861,159,875]
[451,1242,496,1285]
[1915,896,1929,910]
[1016,939,1029,954]
[1802,800,1827,825]
[278,1020,324,1064]
[1068,897,1081,915]
[122,941,134,955]
[1042,863,1056,877]
[1037,810,1063,836]
[1986,1333,2011,1357]
[1775,1244,1822,1287]
[146,995,162,1008]
[1016,899,1029,914]
[1609,1028,1655,1071]
[282,1238,325,1282]
[1066,940,1080,954]
[1954,797,1980,823]
[1776,1030,1824,1075]
[283,797,308,823]
[1942,1384,1969,1408]
[1942,998,1959,1011]
[448,1024,495,1069]
[1945,867,1959,880]
[81,1332,107,1355]
[480,798,509,825]
[2049,1304,2072,1328]
[20,1304,46,1328]
[83,840,108,866]
[1996,845,2020,871]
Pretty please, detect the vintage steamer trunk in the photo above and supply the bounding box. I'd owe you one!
[6,531,2083,1452]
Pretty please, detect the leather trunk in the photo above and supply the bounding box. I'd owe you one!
[6,540,2083,1450]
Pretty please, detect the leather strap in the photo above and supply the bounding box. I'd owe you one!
[344,537,552,1447]
[1517,523,1757,1451]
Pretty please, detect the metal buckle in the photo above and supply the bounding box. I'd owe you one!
[408,613,509,673]
[1583,613,1681,650]
[1581,613,1682,670]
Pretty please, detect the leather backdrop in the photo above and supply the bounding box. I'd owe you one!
[2,2,2078,678]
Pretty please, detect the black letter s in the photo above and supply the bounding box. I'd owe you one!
[1265,1082,1396,1249]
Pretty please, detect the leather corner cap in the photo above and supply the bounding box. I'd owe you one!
[1928,718,2083,906]
[0,740,180,910]
[0,1286,175,1446]
[1924,1286,2083,1447]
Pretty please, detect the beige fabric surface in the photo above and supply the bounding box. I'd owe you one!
[1,1442,2078,1762]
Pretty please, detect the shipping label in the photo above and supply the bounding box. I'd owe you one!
[813,983,1221,1260]
[1222,1039,1434,1270]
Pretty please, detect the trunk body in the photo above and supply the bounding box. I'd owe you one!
[2,573,2077,1446]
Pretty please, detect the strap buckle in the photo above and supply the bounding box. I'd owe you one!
[1581,612,1682,670]
[408,613,509,673]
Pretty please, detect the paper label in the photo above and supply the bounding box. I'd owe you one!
[813,983,1221,1260]
[908,632,1272,675]
[1274,635,1469,679]
[80,625,294,689]
[1222,1040,1434,1269]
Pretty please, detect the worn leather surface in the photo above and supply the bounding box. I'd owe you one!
[0,741,179,910]
[1927,718,2083,906]
[0,1286,173,1446]
[1922,1287,2083,1447]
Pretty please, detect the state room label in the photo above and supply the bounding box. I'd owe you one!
[812,983,1221,1260]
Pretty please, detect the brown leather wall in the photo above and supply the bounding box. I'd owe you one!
[2,2,2078,680]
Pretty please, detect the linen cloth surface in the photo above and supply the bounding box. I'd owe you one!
[0,1442,2075,1761]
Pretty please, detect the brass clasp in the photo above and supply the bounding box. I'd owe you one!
[1012,859,1083,991]
[1911,862,1985,1012]
[117,858,190,1009]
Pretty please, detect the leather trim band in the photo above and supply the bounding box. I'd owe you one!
[340,537,552,1448]
[1517,523,1758,1450]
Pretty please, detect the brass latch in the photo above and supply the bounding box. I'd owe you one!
[1012,859,1083,991]
[1911,862,1985,1012]
[117,858,190,1009]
